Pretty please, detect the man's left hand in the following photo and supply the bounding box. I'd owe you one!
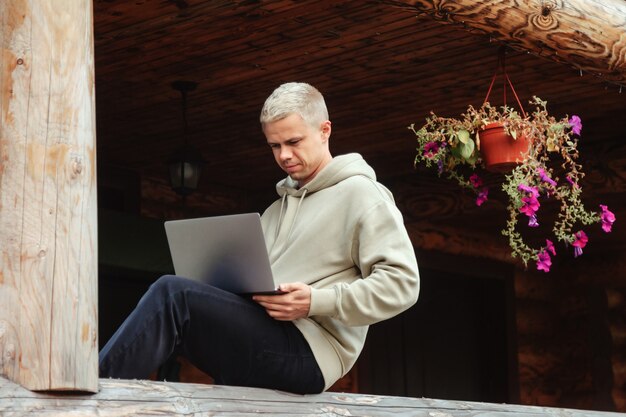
[253,282,311,321]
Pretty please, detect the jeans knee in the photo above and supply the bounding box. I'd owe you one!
[147,275,188,300]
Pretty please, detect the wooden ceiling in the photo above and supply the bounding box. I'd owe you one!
[93,0,626,254]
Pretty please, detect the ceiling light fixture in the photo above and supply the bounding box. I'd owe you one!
[168,80,204,197]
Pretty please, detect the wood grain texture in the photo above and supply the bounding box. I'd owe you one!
[384,0,626,85]
[0,0,98,391]
[514,263,626,411]
[89,0,626,204]
[1,377,623,417]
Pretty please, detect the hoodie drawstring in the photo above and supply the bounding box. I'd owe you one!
[286,188,307,241]
[274,188,308,241]
[275,193,288,239]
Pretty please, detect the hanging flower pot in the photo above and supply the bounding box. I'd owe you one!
[410,47,616,273]
[479,122,531,172]
[411,97,616,273]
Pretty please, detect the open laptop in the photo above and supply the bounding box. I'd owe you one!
[164,213,281,295]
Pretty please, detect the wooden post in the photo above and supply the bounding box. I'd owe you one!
[0,0,98,392]
[384,0,626,85]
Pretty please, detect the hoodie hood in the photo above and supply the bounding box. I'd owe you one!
[275,153,376,197]
[270,153,376,242]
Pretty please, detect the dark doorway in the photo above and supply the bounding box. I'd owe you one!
[358,262,517,403]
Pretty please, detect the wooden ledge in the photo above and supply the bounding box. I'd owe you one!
[0,377,622,416]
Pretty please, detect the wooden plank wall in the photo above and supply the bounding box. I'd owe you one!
[516,252,626,411]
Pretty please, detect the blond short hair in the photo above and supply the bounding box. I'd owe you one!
[260,82,329,128]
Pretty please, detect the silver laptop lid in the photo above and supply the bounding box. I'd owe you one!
[164,213,277,295]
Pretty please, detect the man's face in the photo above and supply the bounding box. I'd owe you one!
[263,113,331,186]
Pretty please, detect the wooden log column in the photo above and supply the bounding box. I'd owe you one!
[383,0,626,86]
[0,0,98,391]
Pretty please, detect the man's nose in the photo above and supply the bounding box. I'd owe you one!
[280,146,292,160]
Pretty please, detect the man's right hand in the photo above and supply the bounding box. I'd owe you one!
[253,282,311,321]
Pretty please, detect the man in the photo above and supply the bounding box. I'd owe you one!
[99,82,420,394]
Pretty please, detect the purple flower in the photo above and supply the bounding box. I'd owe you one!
[537,250,552,272]
[518,184,539,198]
[537,168,557,187]
[423,141,440,158]
[565,175,579,188]
[520,195,540,216]
[469,173,483,188]
[437,159,444,175]
[569,115,582,135]
[545,239,556,256]
[528,214,539,227]
[476,187,489,206]
[572,230,588,258]
[600,204,616,233]
[518,183,541,217]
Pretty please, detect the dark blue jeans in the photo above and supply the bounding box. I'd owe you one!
[99,275,324,394]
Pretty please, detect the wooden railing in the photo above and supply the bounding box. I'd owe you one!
[1,377,622,417]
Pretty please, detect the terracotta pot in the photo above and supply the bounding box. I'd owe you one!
[479,122,531,172]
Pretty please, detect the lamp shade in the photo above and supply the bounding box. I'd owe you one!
[168,145,204,196]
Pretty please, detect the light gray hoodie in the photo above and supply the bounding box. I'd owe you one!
[261,153,420,390]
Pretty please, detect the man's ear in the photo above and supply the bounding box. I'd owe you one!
[321,120,332,142]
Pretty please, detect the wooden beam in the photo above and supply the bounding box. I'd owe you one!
[0,377,621,417]
[0,0,98,391]
[382,0,626,86]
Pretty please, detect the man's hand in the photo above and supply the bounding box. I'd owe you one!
[253,282,311,321]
